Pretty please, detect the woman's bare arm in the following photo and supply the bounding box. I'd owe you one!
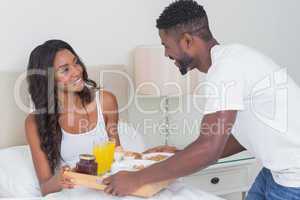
[100,90,121,146]
[25,114,73,196]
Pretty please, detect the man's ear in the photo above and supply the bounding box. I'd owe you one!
[179,33,193,50]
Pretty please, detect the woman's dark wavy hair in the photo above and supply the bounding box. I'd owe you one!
[26,39,98,173]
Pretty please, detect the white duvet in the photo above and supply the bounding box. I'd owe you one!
[44,181,224,200]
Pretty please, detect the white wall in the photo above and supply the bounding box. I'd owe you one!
[0,0,299,83]
[202,0,300,84]
[0,0,171,72]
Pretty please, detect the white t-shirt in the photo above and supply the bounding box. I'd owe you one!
[203,44,300,187]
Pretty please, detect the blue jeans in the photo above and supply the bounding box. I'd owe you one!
[246,168,300,200]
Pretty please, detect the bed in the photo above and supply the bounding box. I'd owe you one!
[0,65,224,200]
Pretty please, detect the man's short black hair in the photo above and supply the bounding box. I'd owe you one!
[156,0,213,41]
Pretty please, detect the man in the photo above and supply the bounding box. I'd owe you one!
[103,1,300,199]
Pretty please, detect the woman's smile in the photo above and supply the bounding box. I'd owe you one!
[72,77,83,86]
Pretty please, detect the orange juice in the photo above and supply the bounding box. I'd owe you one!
[106,140,115,171]
[93,143,105,175]
[92,140,115,175]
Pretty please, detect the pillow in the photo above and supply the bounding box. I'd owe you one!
[0,145,41,197]
[118,121,146,153]
[0,122,144,197]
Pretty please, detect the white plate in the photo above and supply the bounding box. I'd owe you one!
[111,159,156,174]
[142,152,174,161]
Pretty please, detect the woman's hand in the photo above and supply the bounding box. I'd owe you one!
[143,145,178,154]
[56,165,75,189]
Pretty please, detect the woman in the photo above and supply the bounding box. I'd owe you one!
[25,40,121,196]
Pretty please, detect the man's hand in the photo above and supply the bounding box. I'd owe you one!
[102,171,143,197]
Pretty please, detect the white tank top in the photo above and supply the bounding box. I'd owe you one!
[60,90,109,167]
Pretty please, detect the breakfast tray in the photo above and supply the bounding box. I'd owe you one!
[64,171,173,198]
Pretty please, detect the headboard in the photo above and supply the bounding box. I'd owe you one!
[0,65,130,149]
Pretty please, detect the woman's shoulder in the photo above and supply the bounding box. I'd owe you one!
[98,89,116,99]
[25,113,36,127]
[98,89,118,111]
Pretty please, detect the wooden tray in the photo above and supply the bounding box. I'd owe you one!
[64,171,173,198]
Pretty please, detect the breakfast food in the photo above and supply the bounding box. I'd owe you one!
[143,145,177,154]
[145,154,169,162]
[124,151,142,160]
[133,164,145,170]
[114,146,142,160]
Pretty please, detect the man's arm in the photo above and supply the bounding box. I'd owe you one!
[103,110,237,196]
[137,110,237,184]
[220,134,246,159]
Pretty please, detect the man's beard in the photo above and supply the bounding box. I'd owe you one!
[177,53,194,75]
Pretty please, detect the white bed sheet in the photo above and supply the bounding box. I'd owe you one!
[0,183,225,200]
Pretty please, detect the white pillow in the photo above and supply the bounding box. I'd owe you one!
[118,121,146,153]
[0,145,41,197]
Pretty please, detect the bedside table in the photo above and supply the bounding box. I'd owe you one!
[181,151,259,200]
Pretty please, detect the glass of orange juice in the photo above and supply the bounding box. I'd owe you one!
[92,138,116,176]
[93,139,106,175]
